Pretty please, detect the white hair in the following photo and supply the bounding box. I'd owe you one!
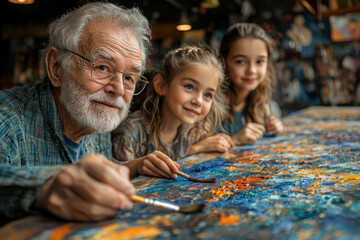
[40,2,151,78]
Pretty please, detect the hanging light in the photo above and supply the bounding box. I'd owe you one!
[8,0,34,4]
[176,11,192,31]
[201,0,220,8]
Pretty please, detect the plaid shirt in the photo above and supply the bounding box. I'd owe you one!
[0,80,112,219]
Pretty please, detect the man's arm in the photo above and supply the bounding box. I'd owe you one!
[0,164,64,219]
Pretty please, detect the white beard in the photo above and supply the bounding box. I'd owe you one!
[59,74,129,133]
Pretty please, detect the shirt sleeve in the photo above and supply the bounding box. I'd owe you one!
[0,163,64,219]
[112,119,140,163]
[0,106,65,219]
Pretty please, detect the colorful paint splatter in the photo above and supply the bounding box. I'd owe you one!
[1,106,360,239]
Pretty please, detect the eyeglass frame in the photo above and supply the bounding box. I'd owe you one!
[60,49,149,96]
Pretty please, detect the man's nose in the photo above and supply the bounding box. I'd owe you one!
[104,72,126,96]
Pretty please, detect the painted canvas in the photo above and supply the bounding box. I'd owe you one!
[0,106,359,239]
[330,12,360,42]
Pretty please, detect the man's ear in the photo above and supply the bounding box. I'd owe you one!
[153,73,166,96]
[45,47,62,87]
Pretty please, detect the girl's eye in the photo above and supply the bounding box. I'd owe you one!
[184,84,194,90]
[235,59,245,64]
[204,92,213,100]
[257,60,266,64]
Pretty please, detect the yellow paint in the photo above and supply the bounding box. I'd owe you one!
[308,181,323,194]
[339,174,360,184]
[345,200,352,207]
[297,228,316,240]
[218,215,240,226]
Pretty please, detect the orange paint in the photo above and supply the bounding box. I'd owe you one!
[239,158,258,164]
[292,188,304,191]
[207,176,271,202]
[105,226,161,239]
[218,215,240,226]
[226,167,237,170]
[161,220,172,226]
[49,223,77,240]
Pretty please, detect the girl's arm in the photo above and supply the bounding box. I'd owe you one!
[187,133,234,156]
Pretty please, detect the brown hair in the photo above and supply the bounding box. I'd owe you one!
[220,23,276,124]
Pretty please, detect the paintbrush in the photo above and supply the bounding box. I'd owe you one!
[131,195,205,213]
[264,102,275,136]
[264,102,272,126]
[177,170,216,183]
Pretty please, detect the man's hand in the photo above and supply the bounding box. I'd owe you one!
[34,154,135,221]
[187,133,235,155]
[125,151,179,179]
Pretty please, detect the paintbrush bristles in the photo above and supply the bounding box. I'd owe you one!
[197,177,216,183]
[177,170,217,183]
[179,203,206,213]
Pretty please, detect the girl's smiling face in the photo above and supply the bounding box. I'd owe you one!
[160,63,219,127]
[227,38,268,94]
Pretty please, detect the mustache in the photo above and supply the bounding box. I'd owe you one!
[88,92,127,109]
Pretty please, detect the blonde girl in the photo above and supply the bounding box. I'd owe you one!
[112,44,232,179]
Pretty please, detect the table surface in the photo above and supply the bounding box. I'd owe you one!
[1,106,360,240]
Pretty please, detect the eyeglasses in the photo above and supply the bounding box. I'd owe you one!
[63,49,148,96]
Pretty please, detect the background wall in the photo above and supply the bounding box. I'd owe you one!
[1,0,359,115]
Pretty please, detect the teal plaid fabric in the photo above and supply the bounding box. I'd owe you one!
[0,80,112,219]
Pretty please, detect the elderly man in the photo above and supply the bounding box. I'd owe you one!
[0,2,152,222]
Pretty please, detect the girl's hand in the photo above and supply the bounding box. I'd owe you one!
[232,122,265,145]
[125,151,179,179]
[187,133,235,155]
[265,116,284,135]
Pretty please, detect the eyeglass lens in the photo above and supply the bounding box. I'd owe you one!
[92,59,147,95]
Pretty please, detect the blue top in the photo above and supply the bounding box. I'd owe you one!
[64,135,86,162]
[219,110,246,136]
[0,80,112,219]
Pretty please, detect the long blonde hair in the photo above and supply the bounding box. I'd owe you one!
[142,44,227,152]
[220,23,276,124]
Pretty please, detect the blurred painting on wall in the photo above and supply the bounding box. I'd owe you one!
[330,12,360,42]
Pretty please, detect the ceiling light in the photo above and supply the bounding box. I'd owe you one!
[8,0,34,4]
[201,0,220,8]
[176,11,192,31]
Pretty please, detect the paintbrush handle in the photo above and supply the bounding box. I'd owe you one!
[177,170,191,179]
[264,102,272,125]
[131,195,180,211]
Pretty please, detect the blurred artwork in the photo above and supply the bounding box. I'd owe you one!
[330,12,360,42]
